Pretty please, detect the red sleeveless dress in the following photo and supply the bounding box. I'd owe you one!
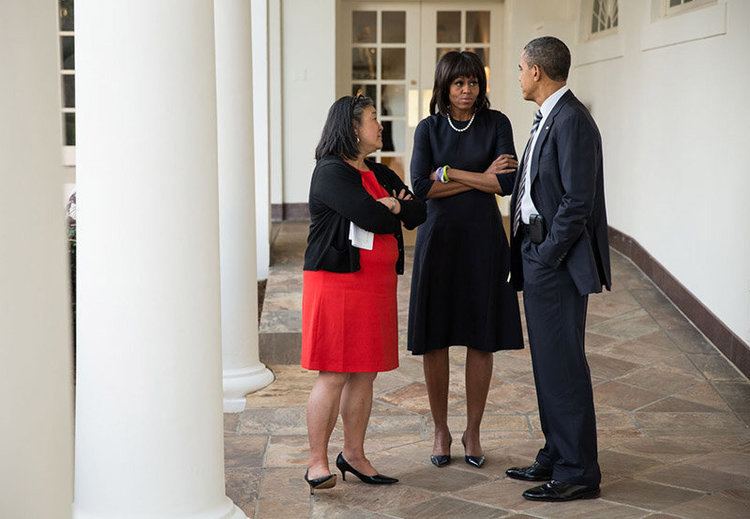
[301,169,399,372]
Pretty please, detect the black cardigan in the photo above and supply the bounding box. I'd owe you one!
[303,156,426,274]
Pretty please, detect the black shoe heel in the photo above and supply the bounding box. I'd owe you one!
[336,452,398,485]
[304,469,337,495]
[461,434,485,468]
[430,437,452,467]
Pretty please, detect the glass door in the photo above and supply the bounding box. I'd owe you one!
[419,3,502,119]
[340,2,420,185]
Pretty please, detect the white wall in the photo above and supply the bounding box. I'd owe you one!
[281,0,338,204]
[498,0,750,344]
[572,0,750,343]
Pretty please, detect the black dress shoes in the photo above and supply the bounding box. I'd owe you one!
[505,461,553,481]
[336,452,398,485]
[522,480,600,502]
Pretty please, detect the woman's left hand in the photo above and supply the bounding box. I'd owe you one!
[393,188,413,201]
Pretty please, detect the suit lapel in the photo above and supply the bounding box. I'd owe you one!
[530,90,574,186]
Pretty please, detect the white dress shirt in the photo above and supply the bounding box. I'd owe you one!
[520,85,570,223]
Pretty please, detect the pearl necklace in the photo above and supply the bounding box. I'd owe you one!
[446,111,476,133]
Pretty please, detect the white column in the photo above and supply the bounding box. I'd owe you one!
[269,0,284,212]
[216,0,274,413]
[74,2,245,518]
[0,2,73,518]
[252,0,271,281]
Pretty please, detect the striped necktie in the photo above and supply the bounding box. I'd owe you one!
[513,110,544,236]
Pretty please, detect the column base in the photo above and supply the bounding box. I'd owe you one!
[223,364,275,412]
[74,498,248,519]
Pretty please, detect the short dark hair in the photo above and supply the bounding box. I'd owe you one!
[523,36,571,82]
[315,95,375,160]
[429,51,490,116]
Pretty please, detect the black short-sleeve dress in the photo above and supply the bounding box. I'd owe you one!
[407,108,524,355]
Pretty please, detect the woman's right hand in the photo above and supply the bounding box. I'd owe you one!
[377,197,401,214]
[484,154,518,175]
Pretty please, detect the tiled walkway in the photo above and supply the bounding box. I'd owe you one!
[225,222,750,519]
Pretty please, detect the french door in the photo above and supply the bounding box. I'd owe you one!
[339,0,504,188]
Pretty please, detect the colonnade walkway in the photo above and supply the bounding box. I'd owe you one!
[224,222,750,519]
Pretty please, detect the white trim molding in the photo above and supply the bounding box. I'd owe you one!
[642,0,726,51]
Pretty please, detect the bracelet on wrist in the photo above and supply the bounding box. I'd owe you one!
[435,165,450,184]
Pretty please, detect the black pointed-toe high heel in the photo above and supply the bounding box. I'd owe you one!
[430,437,452,467]
[336,452,398,484]
[304,469,337,495]
[461,433,486,468]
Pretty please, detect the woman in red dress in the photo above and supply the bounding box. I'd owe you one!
[301,95,425,493]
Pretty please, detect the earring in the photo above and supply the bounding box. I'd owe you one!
[356,137,360,143]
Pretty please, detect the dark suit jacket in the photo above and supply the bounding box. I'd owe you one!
[510,90,612,295]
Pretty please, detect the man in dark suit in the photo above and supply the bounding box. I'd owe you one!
[505,37,611,502]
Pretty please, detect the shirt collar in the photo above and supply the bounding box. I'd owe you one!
[540,85,570,119]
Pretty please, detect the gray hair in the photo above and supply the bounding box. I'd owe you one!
[523,36,571,82]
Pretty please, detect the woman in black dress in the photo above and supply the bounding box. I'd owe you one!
[408,51,524,468]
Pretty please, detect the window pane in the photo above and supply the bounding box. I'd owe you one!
[436,47,460,64]
[62,74,75,108]
[381,121,405,153]
[352,48,377,80]
[465,47,489,67]
[353,11,376,43]
[59,0,74,31]
[64,113,75,146]
[61,36,74,70]
[670,0,682,6]
[381,84,405,117]
[352,84,377,107]
[382,11,405,43]
[381,48,405,80]
[380,156,405,181]
[437,11,460,43]
[466,11,490,44]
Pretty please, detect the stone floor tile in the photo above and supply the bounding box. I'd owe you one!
[664,326,717,355]
[450,477,544,512]
[587,352,643,380]
[615,367,700,397]
[316,483,435,517]
[638,462,750,492]
[664,494,749,519]
[224,434,268,469]
[688,354,746,381]
[586,333,623,352]
[599,336,681,367]
[244,365,314,408]
[634,412,748,436]
[238,406,307,435]
[598,450,662,477]
[588,310,661,340]
[310,501,398,519]
[393,465,491,493]
[526,498,652,519]
[636,397,722,413]
[671,381,733,411]
[594,381,663,411]
[681,451,750,478]
[611,436,742,464]
[485,382,540,413]
[224,412,240,433]
[225,467,261,518]
[255,467,313,519]
[713,381,750,415]
[601,478,704,511]
[588,290,642,319]
[395,496,508,519]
